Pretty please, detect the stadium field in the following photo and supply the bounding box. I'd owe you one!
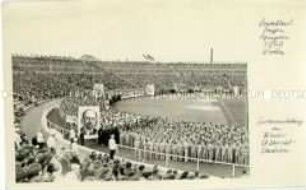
[113,96,247,125]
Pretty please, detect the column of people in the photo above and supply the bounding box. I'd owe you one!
[98,110,249,165]
[60,100,248,166]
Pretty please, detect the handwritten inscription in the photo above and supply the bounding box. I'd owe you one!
[257,118,303,126]
[261,127,294,153]
[259,18,293,55]
[258,121,297,154]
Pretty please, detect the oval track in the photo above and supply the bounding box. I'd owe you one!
[20,100,61,139]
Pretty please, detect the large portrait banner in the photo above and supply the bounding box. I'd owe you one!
[78,106,100,139]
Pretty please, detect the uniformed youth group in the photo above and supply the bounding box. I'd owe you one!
[99,110,249,166]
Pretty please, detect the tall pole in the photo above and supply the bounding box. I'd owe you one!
[210,48,213,64]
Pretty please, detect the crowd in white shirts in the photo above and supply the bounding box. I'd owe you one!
[98,110,249,165]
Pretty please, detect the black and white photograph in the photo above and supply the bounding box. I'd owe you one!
[12,54,249,183]
[2,0,306,189]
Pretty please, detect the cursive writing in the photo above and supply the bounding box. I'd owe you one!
[259,18,293,55]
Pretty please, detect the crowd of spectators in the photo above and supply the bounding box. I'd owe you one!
[15,129,209,182]
[13,54,247,102]
[15,130,63,182]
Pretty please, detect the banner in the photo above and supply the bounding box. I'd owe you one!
[145,84,155,96]
[78,106,100,136]
[233,85,240,96]
[93,83,105,99]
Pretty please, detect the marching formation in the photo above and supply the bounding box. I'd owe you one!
[99,109,249,165]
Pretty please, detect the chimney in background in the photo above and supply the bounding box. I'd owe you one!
[210,48,213,64]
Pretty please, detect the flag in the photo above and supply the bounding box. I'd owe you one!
[142,54,155,62]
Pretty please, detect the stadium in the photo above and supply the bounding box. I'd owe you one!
[13,54,249,182]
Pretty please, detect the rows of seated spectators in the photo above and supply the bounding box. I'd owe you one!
[13,71,133,102]
[13,55,246,74]
[13,54,247,98]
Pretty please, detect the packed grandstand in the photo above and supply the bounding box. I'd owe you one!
[13,55,249,182]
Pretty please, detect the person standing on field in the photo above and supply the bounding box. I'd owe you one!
[108,134,118,160]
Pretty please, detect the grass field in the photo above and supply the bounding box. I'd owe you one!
[114,96,247,125]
